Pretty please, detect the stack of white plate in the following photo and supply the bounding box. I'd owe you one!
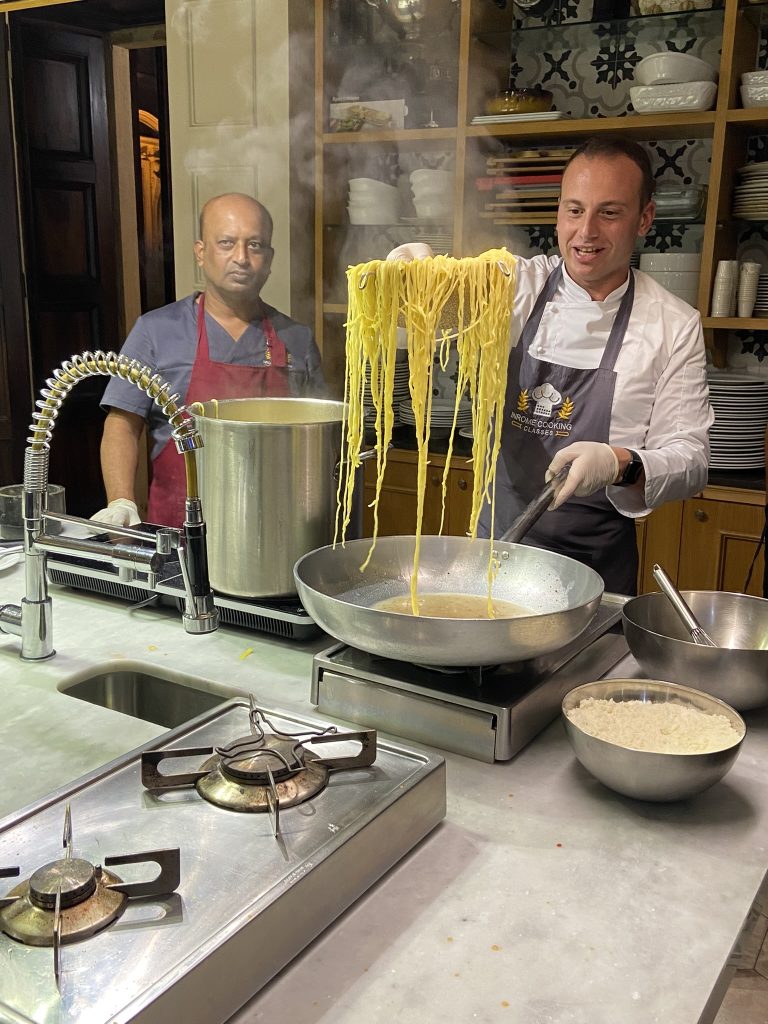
[410,169,454,222]
[732,163,768,221]
[752,274,768,316]
[707,371,768,469]
[348,177,400,225]
[363,361,410,417]
[399,398,472,438]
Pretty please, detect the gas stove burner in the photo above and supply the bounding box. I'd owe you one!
[0,804,181,989]
[195,734,329,813]
[142,696,377,832]
[3,859,127,946]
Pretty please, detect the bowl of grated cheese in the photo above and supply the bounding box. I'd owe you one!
[562,679,745,802]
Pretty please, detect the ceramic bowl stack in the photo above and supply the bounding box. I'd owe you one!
[707,370,768,470]
[740,70,768,109]
[732,162,768,221]
[410,169,454,222]
[639,252,701,306]
[630,51,717,114]
[399,398,472,438]
[347,177,400,225]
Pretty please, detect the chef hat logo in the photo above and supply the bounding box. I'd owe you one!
[532,382,562,418]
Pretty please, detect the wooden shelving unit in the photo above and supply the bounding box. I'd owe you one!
[313,0,768,388]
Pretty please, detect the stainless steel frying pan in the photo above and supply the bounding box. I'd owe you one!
[293,533,603,667]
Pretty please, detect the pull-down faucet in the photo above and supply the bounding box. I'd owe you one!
[0,351,219,659]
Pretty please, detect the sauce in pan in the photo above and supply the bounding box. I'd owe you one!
[373,593,533,619]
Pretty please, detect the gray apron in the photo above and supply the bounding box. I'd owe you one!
[479,263,638,595]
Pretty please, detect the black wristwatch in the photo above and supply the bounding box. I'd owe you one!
[615,449,643,487]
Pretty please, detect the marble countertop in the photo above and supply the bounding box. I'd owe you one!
[1,561,767,1024]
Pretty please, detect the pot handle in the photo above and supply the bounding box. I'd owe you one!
[499,466,569,544]
[333,443,389,481]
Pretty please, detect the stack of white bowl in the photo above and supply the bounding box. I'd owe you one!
[630,51,717,114]
[410,169,454,222]
[399,397,472,438]
[740,70,768,109]
[639,252,701,307]
[348,177,400,225]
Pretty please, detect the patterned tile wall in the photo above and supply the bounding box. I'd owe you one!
[497,1,768,372]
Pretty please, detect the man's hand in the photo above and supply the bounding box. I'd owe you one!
[545,442,620,510]
[386,242,434,262]
[90,498,141,527]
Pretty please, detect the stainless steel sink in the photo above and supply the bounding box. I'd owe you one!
[59,668,235,728]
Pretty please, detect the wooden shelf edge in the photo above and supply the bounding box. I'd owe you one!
[323,303,347,315]
[465,112,716,140]
[702,317,768,330]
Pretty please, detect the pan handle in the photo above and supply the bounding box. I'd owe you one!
[499,466,569,545]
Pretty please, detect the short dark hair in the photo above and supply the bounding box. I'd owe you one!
[562,136,655,209]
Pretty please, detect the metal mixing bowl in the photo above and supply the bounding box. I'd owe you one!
[562,679,745,802]
[622,591,768,711]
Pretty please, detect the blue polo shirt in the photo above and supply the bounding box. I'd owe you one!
[101,295,325,456]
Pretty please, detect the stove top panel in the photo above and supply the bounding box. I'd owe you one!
[0,701,445,1024]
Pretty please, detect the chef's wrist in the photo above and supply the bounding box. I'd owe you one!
[611,447,644,487]
[612,447,632,483]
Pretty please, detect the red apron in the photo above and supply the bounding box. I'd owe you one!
[146,293,290,527]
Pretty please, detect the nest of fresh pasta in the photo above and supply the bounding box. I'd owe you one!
[335,250,517,612]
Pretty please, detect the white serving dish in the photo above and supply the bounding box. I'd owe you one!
[742,70,768,88]
[348,206,400,225]
[410,169,453,185]
[413,200,453,221]
[643,269,700,288]
[740,84,768,109]
[640,252,702,272]
[630,81,717,114]
[635,51,717,87]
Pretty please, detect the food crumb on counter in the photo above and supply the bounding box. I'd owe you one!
[446,936,454,942]
[491,944,501,952]
[555,842,563,847]
[147,644,158,651]
[239,647,254,660]
[501,1001,510,1008]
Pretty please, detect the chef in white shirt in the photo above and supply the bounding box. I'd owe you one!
[388,135,714,594]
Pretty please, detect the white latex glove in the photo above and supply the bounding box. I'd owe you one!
[545,442,619,510]
[386,242,434,262]
[90,498,141,527]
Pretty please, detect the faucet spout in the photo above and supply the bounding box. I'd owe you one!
[0,350,220,660]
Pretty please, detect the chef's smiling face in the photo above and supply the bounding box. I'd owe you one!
[556,153,655,301]
[194,195,274,306]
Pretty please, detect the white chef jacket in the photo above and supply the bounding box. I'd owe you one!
[510,254,714,518]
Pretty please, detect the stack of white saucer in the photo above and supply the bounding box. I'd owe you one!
[410,169,454,222]
[348,177,400,225]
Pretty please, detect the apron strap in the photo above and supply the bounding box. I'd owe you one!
[518,263,635,373]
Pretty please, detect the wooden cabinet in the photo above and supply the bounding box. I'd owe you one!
[362,449,474,538]
[365,451,767,595]
[677,487,766,597]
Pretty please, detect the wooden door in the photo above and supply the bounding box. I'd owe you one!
[363,453,443,536]
[0,22,30,485]
[164,0,294,312]
[447,465,474,536]
[11,18,119,515]
[678,497,766,597]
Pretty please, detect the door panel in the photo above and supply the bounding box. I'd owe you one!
[12,19,119,514]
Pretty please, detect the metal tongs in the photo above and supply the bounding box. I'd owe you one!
[499,465,569,544]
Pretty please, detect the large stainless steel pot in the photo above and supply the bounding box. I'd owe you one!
[194,398,346,598]
[623,590,768,711]
[294,535,603,666]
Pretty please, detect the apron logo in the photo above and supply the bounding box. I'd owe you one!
[511,383,575,437]
[531,383,561,418]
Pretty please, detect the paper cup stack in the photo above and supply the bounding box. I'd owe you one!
[639,252,701,306]
[710,260,739,317]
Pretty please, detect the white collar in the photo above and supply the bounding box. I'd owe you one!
[560,261,631,304]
